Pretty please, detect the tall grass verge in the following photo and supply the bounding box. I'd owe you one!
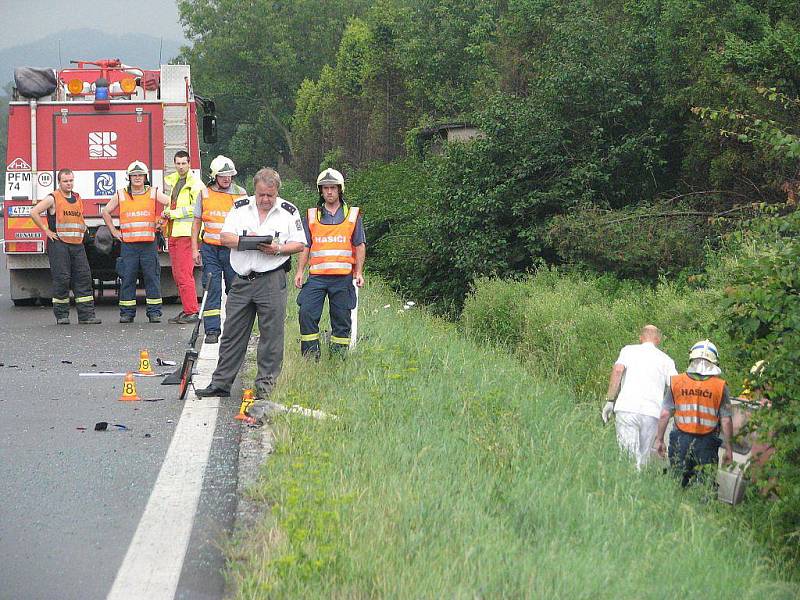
[225,279,795,598]
[462,268,730,399]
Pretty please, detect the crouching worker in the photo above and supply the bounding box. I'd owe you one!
[101,161,170,323]
[294,168,365,359]
[655,340,733,487]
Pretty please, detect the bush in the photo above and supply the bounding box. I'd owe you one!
[346,159,464,312]
[548,204,721,280]
[712,208,800,563]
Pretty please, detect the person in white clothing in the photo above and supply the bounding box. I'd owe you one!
[602,324,677,469]
[195,167,306,400]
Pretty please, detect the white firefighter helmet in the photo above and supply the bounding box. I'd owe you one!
[316,168,345,192]
[126,160,149,177]
[209,155,237,178]
[689,339,719,365]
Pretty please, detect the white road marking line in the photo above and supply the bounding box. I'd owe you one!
[107,292,227,600]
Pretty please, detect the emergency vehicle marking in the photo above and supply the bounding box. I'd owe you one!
[15,232,40,239]
[95,172,116,195]
[37,172,53,188]
[88,131,118,158]
[6,172,31,193]
[7,157,31,170]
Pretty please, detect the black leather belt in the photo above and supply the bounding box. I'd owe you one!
[238,270,270,280]
[238,261,289,280]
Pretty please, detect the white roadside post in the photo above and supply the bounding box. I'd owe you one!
[350,281,359,349]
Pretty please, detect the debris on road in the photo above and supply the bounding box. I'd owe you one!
[94,422,129,431]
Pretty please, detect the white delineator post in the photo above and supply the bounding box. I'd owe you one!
[350,281,359,349]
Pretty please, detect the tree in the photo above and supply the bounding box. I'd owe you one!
[178,0,370,172]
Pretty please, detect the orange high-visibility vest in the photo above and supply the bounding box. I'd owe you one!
[201,188,241,245]
[307,206,359,275]
[119,187,157,243]
[671,373,726,435]
[53,189,86,244]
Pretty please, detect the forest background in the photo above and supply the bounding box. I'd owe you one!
[178,0,800,571]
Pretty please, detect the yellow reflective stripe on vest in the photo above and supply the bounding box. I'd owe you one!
[146,298,163,305]
[57,223,86,229]
[300,333,320,341]
[331,336,350,345]
[58,231,84,239]
[75,296,93,303]
[119,300,137,307]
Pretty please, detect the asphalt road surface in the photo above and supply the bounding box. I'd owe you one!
[0,249,241,600]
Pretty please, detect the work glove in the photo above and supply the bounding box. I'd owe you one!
[601,401,615,424]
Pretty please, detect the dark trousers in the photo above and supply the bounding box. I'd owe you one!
[668,428,722,487]
[297,274,357,357]
[118,240,162,318]
[200,242,236,334]
[48,239,96,320]
[210,270,287,396]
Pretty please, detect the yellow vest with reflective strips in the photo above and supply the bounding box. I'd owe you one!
[164,170,205,237]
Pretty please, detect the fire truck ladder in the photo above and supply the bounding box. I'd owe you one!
[160,65,192,178]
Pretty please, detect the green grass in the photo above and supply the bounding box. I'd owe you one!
[226,278,797,599]
[462,269,732,399]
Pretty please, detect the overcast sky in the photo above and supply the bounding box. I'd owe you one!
[0,0,186,50]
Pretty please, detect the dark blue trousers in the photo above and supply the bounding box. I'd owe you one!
[200,242,236,334]
[297,274,357,357]
[668,428,721,488]
[118,240,162,318]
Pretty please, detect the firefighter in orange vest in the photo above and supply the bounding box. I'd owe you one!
[294,168,365,359]
[190,156,247,343]
[655,340,734,487]
[101,161,170,323]
[30,168,101,325]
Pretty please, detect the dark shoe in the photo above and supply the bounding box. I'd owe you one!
[204,332,220,344]
[194,385,231,398]
[78,317,102,324]
[56,317,70,325]
[180,313,200,323]
[148,315,162,323]
[167,311,186,324]
[119,315,134,324]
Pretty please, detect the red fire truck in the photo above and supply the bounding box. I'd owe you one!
[2,58,216,305]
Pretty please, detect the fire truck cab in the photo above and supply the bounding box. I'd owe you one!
[3,58,216,305]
